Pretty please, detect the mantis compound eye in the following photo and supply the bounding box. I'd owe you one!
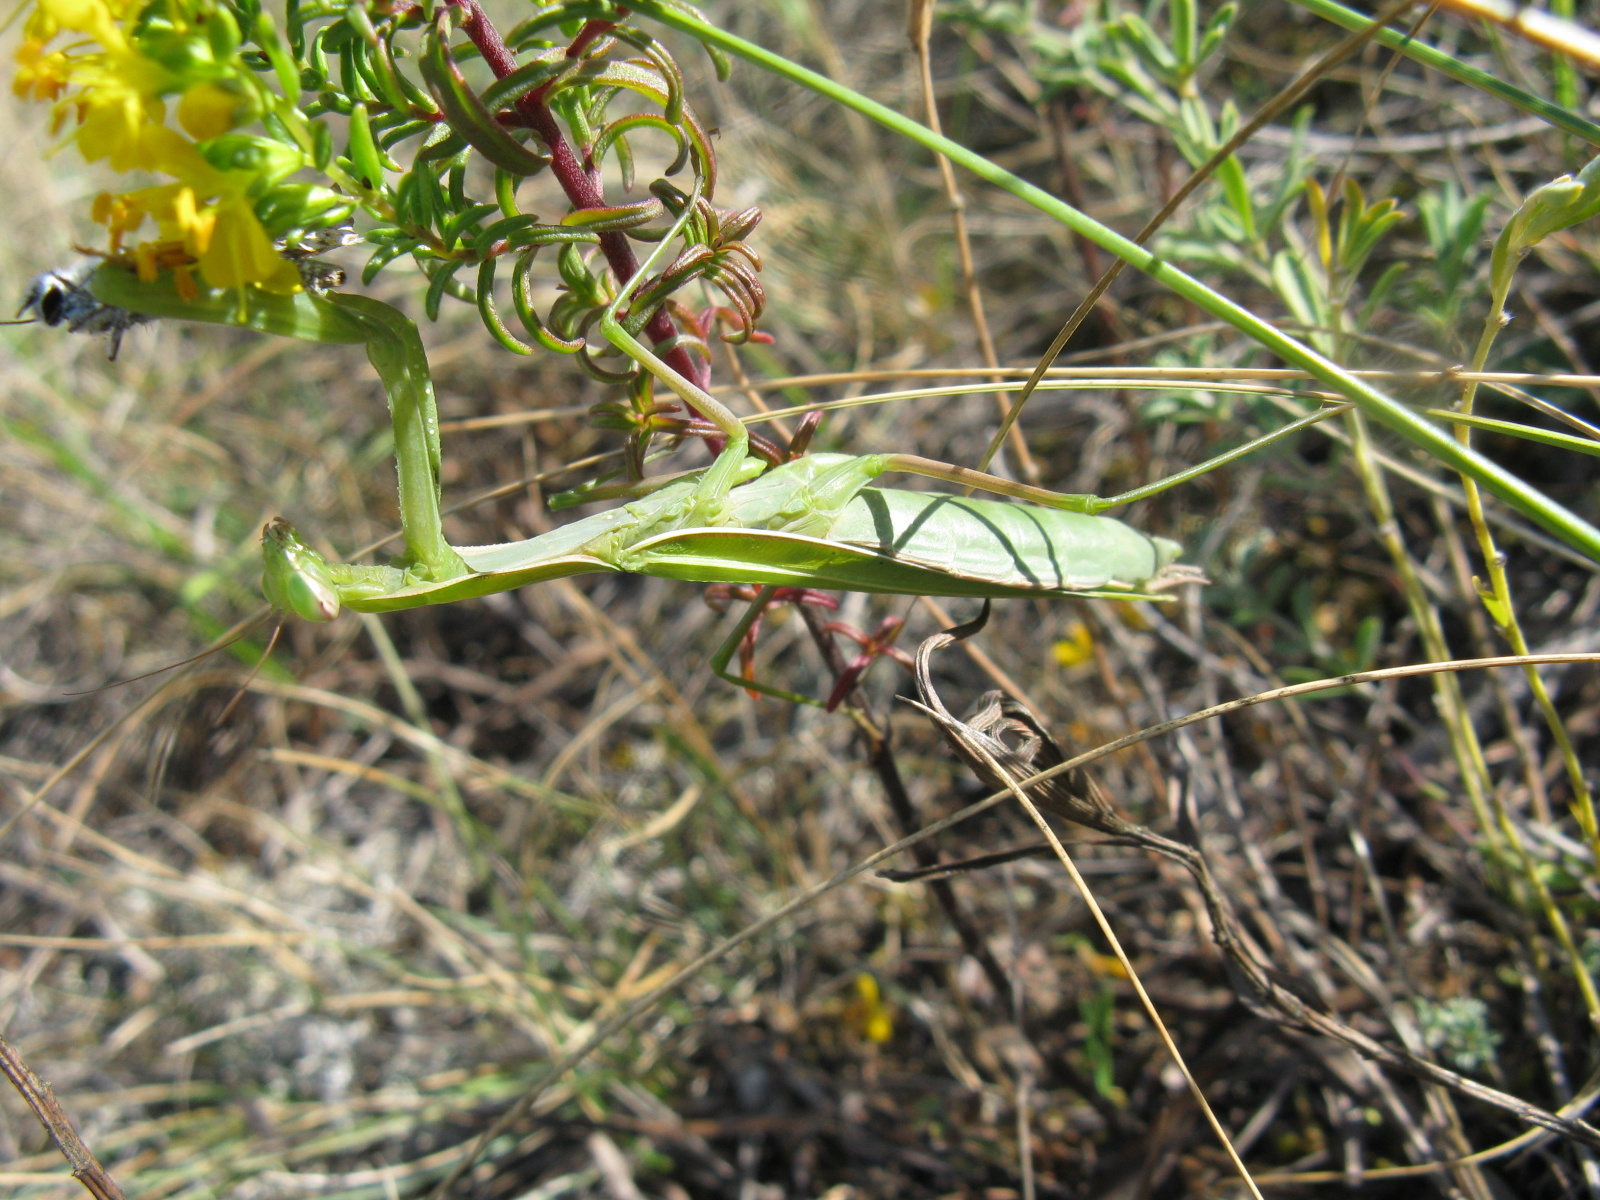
[261,518,341,622]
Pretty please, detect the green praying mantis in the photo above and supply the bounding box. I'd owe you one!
[72,204,1336,703]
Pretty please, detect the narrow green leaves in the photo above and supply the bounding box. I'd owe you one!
[419,13,551,177]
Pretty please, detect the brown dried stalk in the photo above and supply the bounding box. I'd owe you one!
[0,1034,125,1200]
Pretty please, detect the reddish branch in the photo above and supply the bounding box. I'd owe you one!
[0,1034,125,1200]
[449,0,711,389]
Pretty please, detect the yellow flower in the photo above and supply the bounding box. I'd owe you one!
[177,79,251,140]
[74,89,168,171]
[13,39,72,101]
[14,0,302,294]
[15,0,185,168]
[101,170,301,294]
[29,0,126,50]
[1052,619,1095,668]
[200,195,300,291]
[844,973,893,1044]
[96,123,303,292]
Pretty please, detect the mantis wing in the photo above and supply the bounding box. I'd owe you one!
[627,522,1174,598]
[339,473,1184,610]
[827,487,1180,592]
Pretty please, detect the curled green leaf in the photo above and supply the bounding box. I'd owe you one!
[561,198,666,231]
[592,113,689,177]
[346,101,388,190]
[420,13,552,177]
[512,250,586,353]
[480,50,573,111]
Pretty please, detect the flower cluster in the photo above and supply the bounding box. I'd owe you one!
[13,0,766,481]
[14,0,351,293]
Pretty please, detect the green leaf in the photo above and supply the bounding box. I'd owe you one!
[560,198,666,231]
[480,50,572,111]
[419,14,553,177]
[346,101,387,190]
[423,257,470,320]
[1215,154,1255,243]
[253,183,357,238]
[1357,261,1408,327]
[1271,250,1330,339]
[1116,13,1177,77]
[1170,0,1196,71]
[197,133,305,182]
[1195,2,1236,64]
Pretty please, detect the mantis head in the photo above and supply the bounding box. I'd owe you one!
[261,518,341,622]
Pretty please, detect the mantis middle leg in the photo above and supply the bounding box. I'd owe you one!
[597,189,762,525]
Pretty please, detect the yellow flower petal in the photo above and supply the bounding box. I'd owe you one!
[197,198,288,291]
[36,0,124,47]
[133,241,157,281]
[177,80,248,140]
[13,40,72,101]
[1052,620,1095,668]
[855,974,880,1005]
[845,973,893,1044]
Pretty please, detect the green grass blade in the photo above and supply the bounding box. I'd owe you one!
[1290,0,1600,146]
[628,0,1600,564]
[1424,409,1600,456]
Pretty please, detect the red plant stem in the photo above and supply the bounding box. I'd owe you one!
[450,0,709,388]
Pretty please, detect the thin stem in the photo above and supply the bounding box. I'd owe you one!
[1427,0,1600,69]
[1289,0,1600,143]
[883,402,1349,512]
[1455,261,1600,865]
[597,186,754,517]
[1344,406,1502,854]
[1485,778,1600,1021]
[626,0,1600,563]
[0,1035,125,1200]
[961,738,1265,1200]
[795,602,1021,1012]
[709,585,821,706]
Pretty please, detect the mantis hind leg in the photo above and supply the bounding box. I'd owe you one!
[709,585,829,707]
[884,402,1350,513]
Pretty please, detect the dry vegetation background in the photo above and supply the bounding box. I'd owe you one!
[3,0,1600,1197]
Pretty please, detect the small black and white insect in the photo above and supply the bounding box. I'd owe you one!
[278,223,361,293]
[16,260,152,360]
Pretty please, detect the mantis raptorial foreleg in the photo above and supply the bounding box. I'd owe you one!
[86,266,468,595]
[322,293,468,583]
